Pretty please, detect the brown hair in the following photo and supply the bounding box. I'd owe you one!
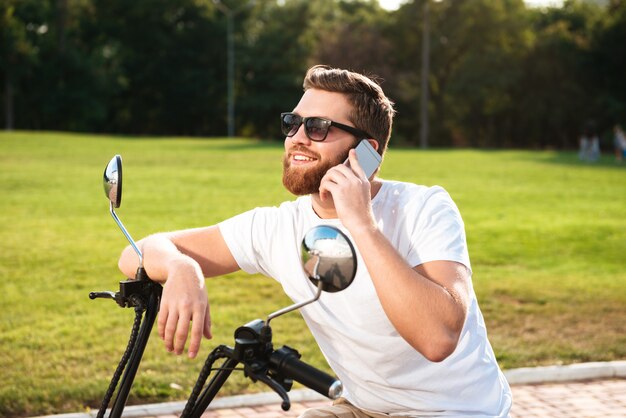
[303,65,395,155]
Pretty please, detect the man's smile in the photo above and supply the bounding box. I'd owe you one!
[292,153,316,163]
[288,149,319,166]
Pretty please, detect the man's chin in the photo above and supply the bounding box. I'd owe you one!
[282,166,322,196]
[282,175,319,196]
[281,150,350,196]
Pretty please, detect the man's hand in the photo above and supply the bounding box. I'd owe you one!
[319,149,376,233]
[157,257,212,359]
[119,226,239,358]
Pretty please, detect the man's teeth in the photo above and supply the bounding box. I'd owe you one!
[294,155,315,161]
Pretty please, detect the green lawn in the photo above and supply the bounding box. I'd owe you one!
[1,131,624,417]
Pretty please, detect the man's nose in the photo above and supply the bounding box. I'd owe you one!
[289,124,311,145]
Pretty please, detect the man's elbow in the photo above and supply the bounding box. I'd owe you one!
[423,339,457,362]
[413,320,464,362]
[422,303,467,362]
[419,333,460,363]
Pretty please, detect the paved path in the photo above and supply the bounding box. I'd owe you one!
[509,378,625,418]
[36,362,626,418]
[133,378,626,418]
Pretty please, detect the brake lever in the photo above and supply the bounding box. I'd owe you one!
[90,290,128,307]
[89,290,133,308]
[246,369,291,411]
[90,291,117,300]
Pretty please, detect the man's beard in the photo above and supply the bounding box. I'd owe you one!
[282,142,355,196]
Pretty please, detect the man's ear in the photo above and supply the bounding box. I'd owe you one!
[367,139,379,152]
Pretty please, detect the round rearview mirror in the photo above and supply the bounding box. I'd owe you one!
[103,155,123,208]
[301,225,357,293]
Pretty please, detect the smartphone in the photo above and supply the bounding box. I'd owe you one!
[346,139,381,178]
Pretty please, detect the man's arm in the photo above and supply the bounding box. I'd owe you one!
[118,225,240,358]
[319,150,470,362]
[118,225,238,280]
[345,227,469,362]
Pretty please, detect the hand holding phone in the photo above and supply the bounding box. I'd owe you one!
[345,139,381,179]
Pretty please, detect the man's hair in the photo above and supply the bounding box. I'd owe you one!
[303,65,396,155]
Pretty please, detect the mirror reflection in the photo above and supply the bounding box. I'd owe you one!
[301,225,356,293]
[103,155,123,208]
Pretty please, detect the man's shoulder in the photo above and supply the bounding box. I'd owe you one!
[245,195,310,212]
[277,195,312,212]
[242,196,312,224]
[378,179,450,203]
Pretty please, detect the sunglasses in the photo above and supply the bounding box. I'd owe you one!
[281,112,372,142]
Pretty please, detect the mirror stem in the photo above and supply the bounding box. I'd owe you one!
[110,202,144,267]
[266,280,324,326]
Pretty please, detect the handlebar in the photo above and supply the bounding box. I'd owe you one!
[185,323,343,417]
[270,346,343,400]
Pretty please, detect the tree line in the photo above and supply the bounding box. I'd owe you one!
[1,0,624,148]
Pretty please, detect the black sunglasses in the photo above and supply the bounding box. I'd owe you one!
[281,112,372,142]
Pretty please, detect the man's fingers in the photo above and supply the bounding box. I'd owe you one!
[320,162,362,199]
[187,309,205,358]
[174,312,191,355]
[320,166,347,191]
[164,310,180,352]
[319,177,338,202]
[158,305,169,340]
[155,258,209,357]
[348,149,366,178]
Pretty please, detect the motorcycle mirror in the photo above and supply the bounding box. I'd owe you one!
[102,155,143,266]
[301,225,357,293]
[103,155,123,208]
[267,225,357,324]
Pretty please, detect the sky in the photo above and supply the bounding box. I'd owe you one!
[378,0,565,10]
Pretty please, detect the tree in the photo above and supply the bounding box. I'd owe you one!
[308,0,395,80]
[238,0,319,139]
[92,0,226,134]
[589,0,626,130]
[512,0,604,148]
[1,0,623,148]
[387,0,534,147]
[0,0,48,129]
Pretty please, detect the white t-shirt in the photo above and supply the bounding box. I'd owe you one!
[219,180,512,417]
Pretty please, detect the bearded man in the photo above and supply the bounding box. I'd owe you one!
[118,65,512,417]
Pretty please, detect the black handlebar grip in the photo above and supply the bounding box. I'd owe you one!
[270,346,343,400]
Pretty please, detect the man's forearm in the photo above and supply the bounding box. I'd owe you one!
[118,226,240,282]
[118,234,189,282]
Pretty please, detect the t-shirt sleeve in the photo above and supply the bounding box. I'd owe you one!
[405,187,471,272]
[218,207,278,277]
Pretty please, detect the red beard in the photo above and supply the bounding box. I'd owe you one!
[282,143,355,196]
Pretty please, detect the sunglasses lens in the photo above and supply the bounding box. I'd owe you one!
[281,113,301,136]
[305,117,330,141]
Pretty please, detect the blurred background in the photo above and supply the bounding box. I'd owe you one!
[2,0,624,149]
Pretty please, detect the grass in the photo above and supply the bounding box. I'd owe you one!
[0,131,625,417]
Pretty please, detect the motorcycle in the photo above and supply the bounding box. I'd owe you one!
[90,155,357,418]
